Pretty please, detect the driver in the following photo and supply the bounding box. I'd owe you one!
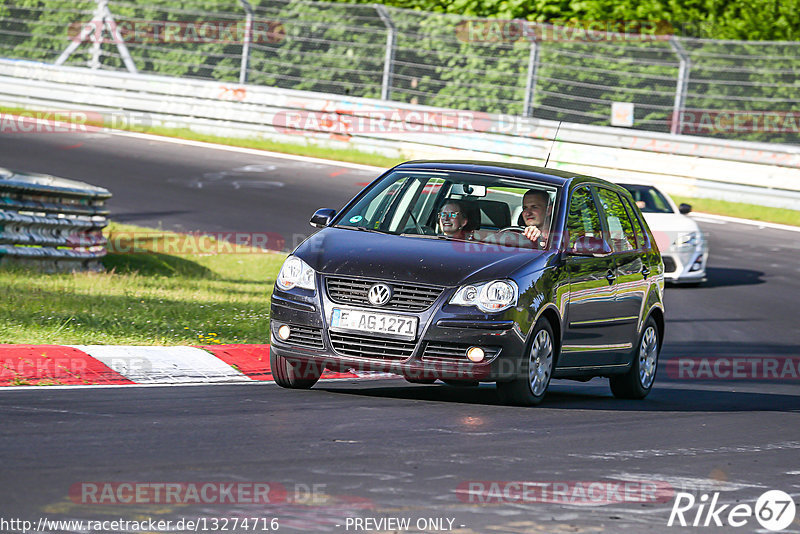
[520,189,552,247]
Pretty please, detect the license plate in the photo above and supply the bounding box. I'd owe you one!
[329,308,417,340]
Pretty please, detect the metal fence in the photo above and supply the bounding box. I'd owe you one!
[0,0,798,143]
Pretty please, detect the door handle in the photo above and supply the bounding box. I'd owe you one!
[606,270,616,284]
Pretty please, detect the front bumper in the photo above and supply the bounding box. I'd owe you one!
[662,246,708,283]
[269,289,527,382]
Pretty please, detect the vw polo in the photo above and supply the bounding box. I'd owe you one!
[270,161,665,405]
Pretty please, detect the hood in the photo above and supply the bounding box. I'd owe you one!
[642,213,702,251]
[295,228,547,287]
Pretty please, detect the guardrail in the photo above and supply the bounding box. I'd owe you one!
[0,166,110,272]
[1,60,798,210]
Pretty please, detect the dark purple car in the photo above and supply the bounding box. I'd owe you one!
[269,161,665,405]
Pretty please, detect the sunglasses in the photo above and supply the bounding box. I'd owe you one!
[439,211,461,219]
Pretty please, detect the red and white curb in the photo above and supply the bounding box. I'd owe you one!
[0,345,389,387]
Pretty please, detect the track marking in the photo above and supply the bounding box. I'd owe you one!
[108,129,383,172]
[611,472,764,492]
[569,441,800,461]
[2,405,114,417]
[69,345,249,383]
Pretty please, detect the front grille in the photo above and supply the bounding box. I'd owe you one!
[422,342,501,362]
[283,324,324,350]
[325,276,443,311]
[329,331,417,360]
[662,257,676,273]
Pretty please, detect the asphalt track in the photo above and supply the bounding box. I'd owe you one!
[1,130,800,533]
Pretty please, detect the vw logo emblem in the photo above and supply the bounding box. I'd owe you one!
[367,283,392,306]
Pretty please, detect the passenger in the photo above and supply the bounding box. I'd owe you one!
[519,189,552,247]
[438,200,473,240]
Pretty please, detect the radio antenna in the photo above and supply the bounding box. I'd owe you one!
[544,121,562,168]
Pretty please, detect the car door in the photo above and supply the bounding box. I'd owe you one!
[561,185,620,368]
[595,187,649,364]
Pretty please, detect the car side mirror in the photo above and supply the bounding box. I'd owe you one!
[310,208,336,228]
[567,235,612,257]
[678,203,692,215]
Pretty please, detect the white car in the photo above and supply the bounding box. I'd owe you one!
[618,183,708,284]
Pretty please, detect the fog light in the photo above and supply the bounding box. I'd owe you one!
[277,324,291,341]
[690,258,703,272]
[467,347,485,363]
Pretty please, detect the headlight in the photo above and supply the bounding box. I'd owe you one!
[276,256,316,291]
[450,280,518,313]
[674,231,699,248]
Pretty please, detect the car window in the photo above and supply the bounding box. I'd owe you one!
[566,186,603,249]
[596,188,636,253]
[411,178,445,228]
[362,176,409,229]
[623,197,648,249]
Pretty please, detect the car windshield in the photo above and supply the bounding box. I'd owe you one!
[619,184,674,214]
[335,169,559,249]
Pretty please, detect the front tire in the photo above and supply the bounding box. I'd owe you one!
[270,350,322,389]
[610,317,659,399]
[496,318,555,406]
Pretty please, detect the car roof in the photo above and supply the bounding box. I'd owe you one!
[615,181,658,188]
[394,160,617,189]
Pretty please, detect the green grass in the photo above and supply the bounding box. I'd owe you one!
[672,195,800,227]
[0,223,286,345]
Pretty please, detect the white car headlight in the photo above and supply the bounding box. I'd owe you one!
[674,231,699,248]
[276,256,316,291]
[450,280,518,313]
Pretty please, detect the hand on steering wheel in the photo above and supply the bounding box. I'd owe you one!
[498,225,541,241]
[496,226,544,247]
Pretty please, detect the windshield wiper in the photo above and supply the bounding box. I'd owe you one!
[399,233,440,239]
[333,225,391,235]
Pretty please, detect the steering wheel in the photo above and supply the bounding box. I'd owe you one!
[419,226,437,235]
[496,226,525,233]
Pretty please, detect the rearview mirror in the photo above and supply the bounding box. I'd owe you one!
[678,203,692,215]
[452,184,487,197]
[567,235,612,257]
[310,208,336,228]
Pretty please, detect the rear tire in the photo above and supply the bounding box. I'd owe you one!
[610,317,659,399]
[270,350,322,389]
[496,317,555,406]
